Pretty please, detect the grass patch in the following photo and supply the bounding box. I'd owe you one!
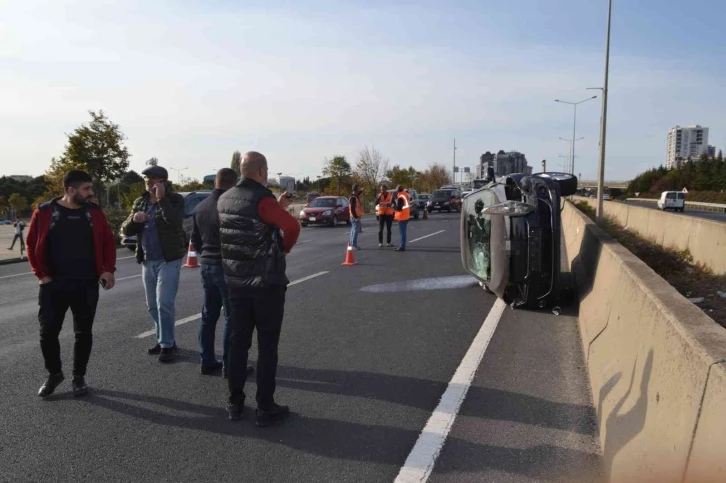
[573,201,726,330]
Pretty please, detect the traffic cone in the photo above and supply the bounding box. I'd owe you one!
[183,242,200,268]
[342,243,357,266]
[423,208,428,220]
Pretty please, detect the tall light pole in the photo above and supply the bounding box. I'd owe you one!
[555,96,597,174]
[590,0,613,221]
[169,167,188,185]
[453,138,457,184]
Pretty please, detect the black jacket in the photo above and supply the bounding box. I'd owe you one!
[191,188,226,265]
[120,183,186,263]
[217,178,288,288]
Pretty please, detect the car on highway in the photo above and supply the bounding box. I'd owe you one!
[427,188,462,213]
[120,190,212,252]
[460,169,578,309]
[657,191,686,212]
[299,196,351,227]
[416,193,430,210]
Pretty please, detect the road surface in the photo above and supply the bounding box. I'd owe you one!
[0,213,602,482]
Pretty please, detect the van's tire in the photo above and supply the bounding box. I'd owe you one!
[533,172,578,196]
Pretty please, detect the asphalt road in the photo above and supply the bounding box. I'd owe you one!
[0,213,602,483]
[622,200,726,223]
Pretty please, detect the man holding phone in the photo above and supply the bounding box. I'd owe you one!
[26,170,116,397]
[121,165,186,363]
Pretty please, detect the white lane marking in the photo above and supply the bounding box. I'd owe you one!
[408,230,445,244]
[395,298,506,483]
[0,271,32,280]
[116,274,142,281]
[134,271,329,338]
[0,254,138,280]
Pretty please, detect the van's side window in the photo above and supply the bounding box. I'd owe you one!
[666,192,677,199]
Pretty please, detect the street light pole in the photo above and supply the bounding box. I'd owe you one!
[453,138,457,184]
[594,0,613,222]
[555,96,597,174]
[169,167,188,185]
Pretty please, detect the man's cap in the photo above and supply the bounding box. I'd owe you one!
[141,166,169,179]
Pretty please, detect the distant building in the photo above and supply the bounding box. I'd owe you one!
[8,175,33,182]
[708,145,716,159]
[478,150,532,177]
[667,125,709,169]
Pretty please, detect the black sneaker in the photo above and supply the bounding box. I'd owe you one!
[395,247,406,252]
[200,360,223,375]
[72,376,88,396]
[227,398,245,421]
[149,342,176,355]
[38,372,65,398]
[256,403,290,427]
[158,347,175,363]
[387,243,393,247]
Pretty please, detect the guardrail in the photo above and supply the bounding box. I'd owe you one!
[562,201,726,482]
[626,198,726,213]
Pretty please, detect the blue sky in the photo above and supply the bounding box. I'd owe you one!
[1,0,725,183]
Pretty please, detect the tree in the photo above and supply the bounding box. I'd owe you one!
[43,110,131,202]
[418,163,452,192]
[121,170,144,185]
[0,195,6,217]
[175,178,204,191]
[386,165,420,189]
[355,146,389,195]
[323,155,353,195]
[231,151,242,176]
[8,193,28,215]
[146,157,159,166]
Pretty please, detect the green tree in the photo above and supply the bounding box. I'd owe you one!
[386,165,420,189]
[8,193,28,215]
[44,110,131,202]
[0,195,6,217]
[355,146,389,195]
[418,164,451,192]
[146,157,159,167]
[323,155,353,195]
[121,170,144,185]
[231,151,242,176]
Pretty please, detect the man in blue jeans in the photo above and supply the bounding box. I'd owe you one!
[349,184,364,250]
[394,185,411,252]
[121,165,186,363]
[191,168,254,378]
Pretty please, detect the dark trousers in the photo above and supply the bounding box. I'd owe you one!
[9,234,25,252]
[38,279,99,377]
[378,215,393,244]
[199,264,231,368]
[227,286,286,410]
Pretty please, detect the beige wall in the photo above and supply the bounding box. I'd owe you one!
[572,196,726,275]
[563,201,726,482]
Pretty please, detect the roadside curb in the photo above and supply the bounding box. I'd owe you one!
[0,257,27,266]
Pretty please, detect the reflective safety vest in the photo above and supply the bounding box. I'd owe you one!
[377,192,394,216]
[350,195,363,218]
[394,191,411,222]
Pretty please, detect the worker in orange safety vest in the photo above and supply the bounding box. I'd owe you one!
[393,185,410,252]
[349,184,364,250]
[376,185,394,247]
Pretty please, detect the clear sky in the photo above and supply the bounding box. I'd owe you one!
[2,0,724,183]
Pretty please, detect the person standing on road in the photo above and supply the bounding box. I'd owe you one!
[349,184,364,250]
[394,185,411,252]
[376,185,394,248]
[191,168,254,379]
[218,151,301,426]
[26,170,117,397]
[121,165,186,363]
[8,215,26,257]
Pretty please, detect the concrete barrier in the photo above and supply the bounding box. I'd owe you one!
[572,196,726,275]
[562,201,726,483]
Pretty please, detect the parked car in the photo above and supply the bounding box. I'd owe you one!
[299,196,351,227]
[460,170,578,309]
[657,191,685,212]
[120,190,212,252]
[375,189,419,220]
[427,188,462,213]
[0,219,12,225]
[416,193,430,210]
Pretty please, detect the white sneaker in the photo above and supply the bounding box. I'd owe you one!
[378,243,383,247]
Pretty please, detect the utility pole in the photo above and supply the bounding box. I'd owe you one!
[453,138,457,184]
[592,0,612,221]
[542,159,547,173]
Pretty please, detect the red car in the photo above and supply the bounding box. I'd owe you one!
[299,196,351,227]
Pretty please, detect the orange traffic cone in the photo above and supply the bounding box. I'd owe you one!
[183,242,200,268]
[423,208,428,220]
[342,243,357,266]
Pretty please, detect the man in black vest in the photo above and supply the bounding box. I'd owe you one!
[218,151,301,426]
